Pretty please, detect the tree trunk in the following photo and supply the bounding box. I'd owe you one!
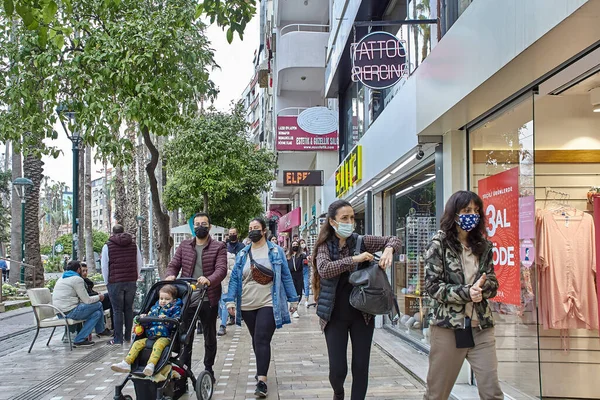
[104,161,112,233]
[84,146,95,273]
[142,127,171,278]
[137,136,149,263]
[23,150,44,288]
[203,192,209,213]
[9,146,22,284]
[113,165,127,227]
[125,122,138,236]
[413,3,419,68]
[78,145,85,261]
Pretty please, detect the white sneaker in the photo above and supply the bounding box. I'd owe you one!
[293,311,300,319]
[304,300,308,307]
[143,362,155,376]
[111,360,131,373]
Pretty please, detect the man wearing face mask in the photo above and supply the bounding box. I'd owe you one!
[227,227,245,255]
[165,212,227,383]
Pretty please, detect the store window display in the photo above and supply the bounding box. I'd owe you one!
[468,72,600,399]
[388,167,436,344]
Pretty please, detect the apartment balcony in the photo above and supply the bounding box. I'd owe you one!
[276,24,329,95]
[275,0,329,26]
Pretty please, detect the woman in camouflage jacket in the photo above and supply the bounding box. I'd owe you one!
[423,191,503,400]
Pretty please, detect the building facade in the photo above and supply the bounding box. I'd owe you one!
[322,0,600,398]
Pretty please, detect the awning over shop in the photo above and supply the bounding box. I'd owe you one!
[277,207,301,233]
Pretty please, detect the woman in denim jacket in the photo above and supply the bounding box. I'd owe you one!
[225,217,299,398]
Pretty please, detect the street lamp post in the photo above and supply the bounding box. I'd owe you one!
[56,104,82,261]
[13,177,34,284]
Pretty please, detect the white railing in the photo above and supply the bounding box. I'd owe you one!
[280,24,329,36]
[277,107,308,117]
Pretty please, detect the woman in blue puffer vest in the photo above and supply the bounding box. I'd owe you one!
[225,217,299,399]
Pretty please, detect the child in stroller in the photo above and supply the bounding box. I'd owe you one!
[113,279,214,400]
[111,284,182,376]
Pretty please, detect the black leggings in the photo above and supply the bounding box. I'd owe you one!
[242,307,276,377]
[324,316,375,400]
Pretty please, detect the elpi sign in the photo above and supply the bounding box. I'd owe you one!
[351,31,408,90]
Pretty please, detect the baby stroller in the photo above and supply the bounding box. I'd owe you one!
[113,279,214,400]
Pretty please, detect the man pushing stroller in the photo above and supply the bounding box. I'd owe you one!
[111,285,182,376]
[165,212,227,383]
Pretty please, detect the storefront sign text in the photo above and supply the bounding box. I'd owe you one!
[336,145,362,197]
[351,31,408,90]
[283,170,324,186]
[276,107,339,151]
[478,167,520,305]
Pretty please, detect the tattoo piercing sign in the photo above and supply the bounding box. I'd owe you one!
[351,31,408,90]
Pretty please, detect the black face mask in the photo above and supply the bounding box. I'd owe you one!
[229,234,238,242]
[248,230,263,243]
[195,226,209,239]
[292,246,299,252]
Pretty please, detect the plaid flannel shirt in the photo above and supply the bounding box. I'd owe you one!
[315,235,402,330]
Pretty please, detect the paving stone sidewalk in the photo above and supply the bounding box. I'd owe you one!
[0,304,424,400]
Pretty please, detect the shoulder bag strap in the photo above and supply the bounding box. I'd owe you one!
[354,235,363,256]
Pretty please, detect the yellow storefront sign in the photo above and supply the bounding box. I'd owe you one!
[335,145,362,197]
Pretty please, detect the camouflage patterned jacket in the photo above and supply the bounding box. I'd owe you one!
[424,231,499,330]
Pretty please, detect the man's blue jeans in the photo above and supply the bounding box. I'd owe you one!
[66,302,105,343]
[303,267,311,299]
[219,291,229,327]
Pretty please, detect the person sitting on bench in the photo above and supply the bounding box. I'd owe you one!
[111,284,182,376]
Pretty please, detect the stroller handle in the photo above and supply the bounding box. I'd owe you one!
[137,316,180,327]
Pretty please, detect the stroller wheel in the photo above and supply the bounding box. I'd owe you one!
[195,371,214,400]
[123,396,133,400]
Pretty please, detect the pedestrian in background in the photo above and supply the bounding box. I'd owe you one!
[313,199,400,400]
[81,262,113,336]
[227,227,245,255]
[287,240,306,318]
[226,217,299,398]
[299,238,311,306]
[101,224,142,346]
[0,258,7,283]
[423,190,502,400]
[52,260,108,347]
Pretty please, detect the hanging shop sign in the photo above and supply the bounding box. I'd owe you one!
[478,167,520,305]
[351,31,408,90]
[276,107,339,151]
[277,207,302,233]
[336,145,363,197]
[283,170,324,186]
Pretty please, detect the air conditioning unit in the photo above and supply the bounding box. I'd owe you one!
[258,60,269,88]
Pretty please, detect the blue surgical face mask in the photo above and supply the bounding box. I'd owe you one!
[333,221,354,238]
[456,213,480,232]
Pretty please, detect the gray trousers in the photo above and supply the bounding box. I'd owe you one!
[423,326,504,400]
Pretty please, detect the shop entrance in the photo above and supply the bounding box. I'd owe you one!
[468,67,600,399]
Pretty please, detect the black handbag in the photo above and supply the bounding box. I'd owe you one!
[349,236,394,316]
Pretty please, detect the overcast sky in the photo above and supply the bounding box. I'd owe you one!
[41,16,260,187]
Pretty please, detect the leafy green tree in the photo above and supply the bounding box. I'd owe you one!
[164,105,275,233]
[1,0,257,277]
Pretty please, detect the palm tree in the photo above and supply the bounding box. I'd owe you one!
[23,148,44,288]
[137,135,149,262]
[9,146,22,284]
[125,121,139,236]
[416,0,432,63]
[84,145,95,272]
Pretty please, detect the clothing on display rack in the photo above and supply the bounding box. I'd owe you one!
[536,208,599,331]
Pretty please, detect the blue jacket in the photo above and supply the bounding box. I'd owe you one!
[144,298,183,338]
[225,241,299,328]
